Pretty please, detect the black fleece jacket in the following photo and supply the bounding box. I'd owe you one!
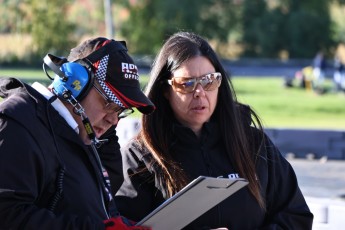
[0,78,121,230]
[115,118,313,229]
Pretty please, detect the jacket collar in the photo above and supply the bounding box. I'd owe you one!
[0,78,84,147]
[171,120,221,146]
[31,82,79,133]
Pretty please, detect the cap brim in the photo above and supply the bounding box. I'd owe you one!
[105,82,155,114]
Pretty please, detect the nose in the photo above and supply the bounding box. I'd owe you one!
[193,83,206,98]
[104,113,120,126]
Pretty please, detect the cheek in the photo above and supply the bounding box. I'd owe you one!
[89,111,104,124]
[210,90,219,104]
[82,103,105,123]
[209,91,219,110]
[168,92,190,111]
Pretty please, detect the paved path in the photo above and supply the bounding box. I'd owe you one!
[287,158,345,229]
[287,158,345,199]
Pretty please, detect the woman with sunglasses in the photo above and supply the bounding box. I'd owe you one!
[115,32,313,229]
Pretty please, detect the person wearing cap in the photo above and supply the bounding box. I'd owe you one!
[0,37,154,230]
[114,32,313,229]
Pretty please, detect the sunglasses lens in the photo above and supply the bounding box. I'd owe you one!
[118,108,134,119]
[172,72,222,93]
[202,73,222,91]
[173,78,197,93]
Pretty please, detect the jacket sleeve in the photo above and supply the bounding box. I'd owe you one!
[0,117,105,230]
[259,135,314,230]
[114,141,164,222]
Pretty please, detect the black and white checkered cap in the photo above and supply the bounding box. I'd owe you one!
[95,55,124,107]
[87,39,155,114]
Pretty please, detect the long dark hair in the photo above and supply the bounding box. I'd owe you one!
[138,31,265,208]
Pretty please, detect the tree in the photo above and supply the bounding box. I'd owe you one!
[119,0,241,55]
[283,0,334,58]
[26,0,76,57]
[255,8,286,58]
[241,0,268,57]
[0,0,24,33]
[241,0,334,58]
[119,0,165,55]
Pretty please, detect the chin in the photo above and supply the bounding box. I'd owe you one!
[188,120,207,129]
[193,116,210,124]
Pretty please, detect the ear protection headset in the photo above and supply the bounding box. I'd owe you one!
[43,40,127,101]
[43,55,94,101]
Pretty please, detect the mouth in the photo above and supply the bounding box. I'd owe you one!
[191,105,206,111]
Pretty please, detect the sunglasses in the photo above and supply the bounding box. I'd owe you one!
[93,84,134,119]
[167,72,222,94]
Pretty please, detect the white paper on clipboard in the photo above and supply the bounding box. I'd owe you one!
[136,176,248,230]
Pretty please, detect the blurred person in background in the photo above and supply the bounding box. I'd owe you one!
[312,51,327,93]
[0,37,154,229]
[333,44,345,92]
[114,31,313,229]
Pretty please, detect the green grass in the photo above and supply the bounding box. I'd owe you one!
[1,68,344,130]
[232,78,345,130]
[0,68,51,85]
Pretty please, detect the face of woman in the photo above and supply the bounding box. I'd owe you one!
[166,56,219,136]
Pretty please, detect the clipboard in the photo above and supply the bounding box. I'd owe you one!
[136,176,248,230]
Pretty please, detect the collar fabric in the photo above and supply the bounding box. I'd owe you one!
[32,82,79,133]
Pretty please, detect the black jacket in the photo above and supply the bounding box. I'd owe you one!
[0,78,121,230]
[115,121,313,229]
